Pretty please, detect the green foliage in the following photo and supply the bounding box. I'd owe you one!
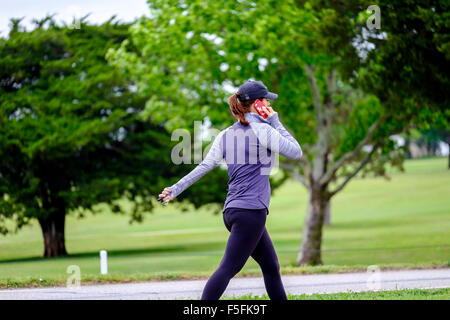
[107,0,319,137]
[360,1,449,112]
[0,17,227,239]
[108,0,449,188]
[3,1,447,256]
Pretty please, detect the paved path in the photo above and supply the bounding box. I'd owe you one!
[0,268,448,300]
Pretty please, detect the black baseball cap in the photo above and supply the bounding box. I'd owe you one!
[237,80,278,101]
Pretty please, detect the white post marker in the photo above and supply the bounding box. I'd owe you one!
[100,250,108,275]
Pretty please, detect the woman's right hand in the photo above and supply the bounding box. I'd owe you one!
[158,188,175,205]
[262,102,275,118]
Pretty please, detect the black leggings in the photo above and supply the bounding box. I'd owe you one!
[201,207,287,300]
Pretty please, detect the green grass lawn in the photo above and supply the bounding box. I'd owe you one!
[0,157,449,288]
[226,288,450,300]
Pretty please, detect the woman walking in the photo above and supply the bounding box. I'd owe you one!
[158,80,302,300]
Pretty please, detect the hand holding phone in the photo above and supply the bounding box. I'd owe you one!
[254,99,269,119]
[254,99,275,119]
[158,188,174,205]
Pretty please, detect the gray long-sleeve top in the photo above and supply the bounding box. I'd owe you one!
[169,111,302,213]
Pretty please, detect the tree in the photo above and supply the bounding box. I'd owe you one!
[108,0,448,265]
[357,0,450,165]
[284,0,449,264]
[0,17,228,257]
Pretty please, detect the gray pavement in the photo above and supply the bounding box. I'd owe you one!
[0,268,448,300]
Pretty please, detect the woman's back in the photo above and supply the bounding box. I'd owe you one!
[222,119,273,211]
[167,111,302,214]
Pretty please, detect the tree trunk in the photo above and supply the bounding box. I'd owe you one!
[296,186,328,265]
[405,137,412,159]
[441,132,450,169]
[38,211,67,257]
[323,183,331,225]
[323,198,331,225]
[446,138,450,169]
[448,141,450,169]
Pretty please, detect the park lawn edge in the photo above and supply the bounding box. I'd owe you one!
[223,287,450,300]
[1,261,448,289]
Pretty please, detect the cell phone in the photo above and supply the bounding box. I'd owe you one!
[157,189,170,205]
[157,196,168,205]
[254,99,268,119]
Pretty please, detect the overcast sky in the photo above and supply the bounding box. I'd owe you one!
[0,0,149,36]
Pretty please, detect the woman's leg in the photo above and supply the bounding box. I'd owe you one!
[201,208,267,300]
[251,227,287,300]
